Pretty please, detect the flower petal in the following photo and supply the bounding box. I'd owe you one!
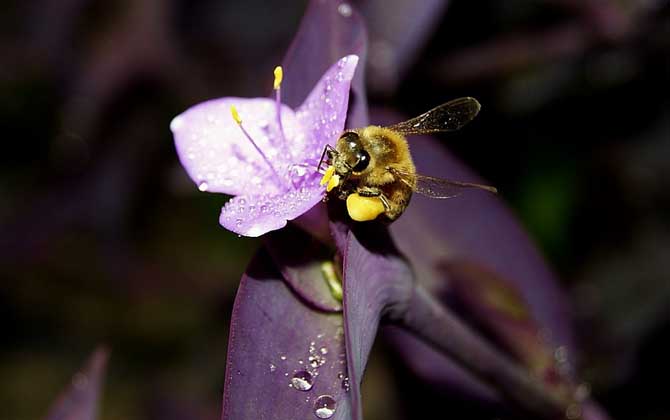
[222,249,353,420]
[171,97,302,196]
[296,55,360,161]
[219,177,324,237]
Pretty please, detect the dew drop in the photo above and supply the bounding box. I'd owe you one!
[313,395,336,418]
[72,372,88,389]
[170,116,184,131]
[337,3,352,17]
[554,345,568,364]
[342,377,350,392]
[198,181,209,192]
[319,347,328,355]
[291,370,313,391]
[269,363,277,372]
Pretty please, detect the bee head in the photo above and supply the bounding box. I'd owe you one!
[334,131,370,176]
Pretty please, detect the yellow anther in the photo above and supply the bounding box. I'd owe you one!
[230,105,242,125]
[346,193,385,222]
[273,66,283,90]
[320,166,336,186]
[327,174,340,192]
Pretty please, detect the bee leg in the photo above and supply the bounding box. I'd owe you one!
[356,186,382,197]
[356,187,391,211]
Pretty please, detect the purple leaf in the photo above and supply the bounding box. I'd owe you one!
[44,347,109,420]
[355,0,450,95]
[282,0,369,128]
[333,206,577,418]
[443,260,576,392]
[375,107,575,379]
[265,224,342,312]
[394,145,574,349]
[222,250,352,420]
[339,223,414,418]
[367,108,609,417]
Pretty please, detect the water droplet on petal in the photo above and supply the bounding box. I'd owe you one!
[198,181,209,191]
[313,395,336,418]
[337,3,352,18]
[291,370,313,391]
[170,116,184,131]
[269,363,277,372]
[319,347,328,355]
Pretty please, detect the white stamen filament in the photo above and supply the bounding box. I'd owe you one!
[231,106,285,188]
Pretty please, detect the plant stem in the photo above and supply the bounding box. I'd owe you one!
[396,284,572,420]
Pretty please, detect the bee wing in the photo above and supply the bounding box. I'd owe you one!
[385,97,481,135]
[389,168,497,199]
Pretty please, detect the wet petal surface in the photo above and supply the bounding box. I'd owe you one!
[172,98,301,196]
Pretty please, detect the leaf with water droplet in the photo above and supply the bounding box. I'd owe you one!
[291,370,314,391]
[221,250,353,419]
[314,395,337,418]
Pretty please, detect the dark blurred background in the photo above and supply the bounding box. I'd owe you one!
[1,1,668,419]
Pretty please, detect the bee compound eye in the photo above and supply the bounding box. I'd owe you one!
[352,149,370,172]
[341,132,360,150]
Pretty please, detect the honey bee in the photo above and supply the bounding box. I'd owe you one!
[318,97,497,222]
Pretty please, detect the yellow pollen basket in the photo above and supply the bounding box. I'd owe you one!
[273,66,283,90]
[230,105,242,125]
[346,193,385,222]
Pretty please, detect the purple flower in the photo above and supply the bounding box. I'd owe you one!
[170,55,359,237]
